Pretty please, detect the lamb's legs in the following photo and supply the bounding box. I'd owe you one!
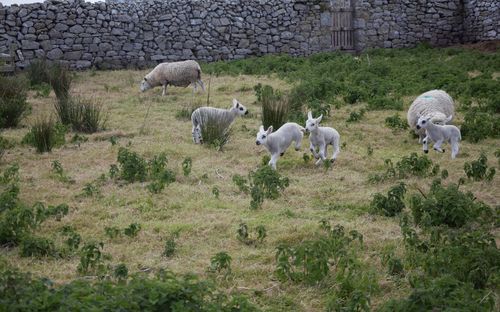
[315,145,326,165]
[198,80,205,92]
[310,143,319,159]
[331,143,339,163]
[433,140,445,153]
[269,153,279,170]
[162,84,167,96]
[294,139,302,151]
[422,136,429,153]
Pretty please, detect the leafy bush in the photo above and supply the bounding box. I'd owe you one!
[19,235,56,258]
[463,153,496,182]
[409,180,493,228]
[113,263,128,280]
[461,108,500,143]
[346,108,366,123]
[0,75,30,128]
[385,113,409,131]
[209,251,232,276]
[105,226,121,239]
[163,236,177,258]
[367,96,403,111]
[22,119,66,153]
[369,153,433,182]
[370,183,406,217]
[116,147,147,183]
[123,223,141,238]
[256,84,289,130]
[233,165,290,209]
[0,135,10,162]
[0,268,258,311]
[60,225,81,251]
[77,241,107,276]
[275,223,363,284]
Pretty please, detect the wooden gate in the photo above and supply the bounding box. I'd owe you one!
[329,0,354,51]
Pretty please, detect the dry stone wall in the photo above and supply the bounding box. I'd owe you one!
[0,0,498,70]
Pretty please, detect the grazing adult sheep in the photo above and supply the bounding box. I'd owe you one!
[305,111,340,165]
[417,115,461,159]
[255,123,305,170]
[407,90,455,143]
[140,60,205,96]
[191,98,248,144]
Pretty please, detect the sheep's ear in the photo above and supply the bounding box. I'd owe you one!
[233,98,239,108]
[267,126,273,134]
[307,111,312,119]
[259,125,264,132]
[317,114,323,123]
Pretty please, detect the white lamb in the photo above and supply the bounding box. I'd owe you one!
[407,90,455,143]
[417,115,461,159]
[305,111,340,165]
[255,123,305,170]
[140,60,205,96]
[191,98,248,144]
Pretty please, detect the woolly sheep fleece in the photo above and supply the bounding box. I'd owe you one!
[407,89,455,139]
[140,60,202,91]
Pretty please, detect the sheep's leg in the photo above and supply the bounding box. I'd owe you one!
[309,143,319,159]
[198,80,205,92]
[433,140,445,153]
[315,145,326,165]
[451,138,459,159]
[331,141,340,163]
[294,139,302,151]
[422,136,429,154]
[269,153,279,170]
[162,84,167,96]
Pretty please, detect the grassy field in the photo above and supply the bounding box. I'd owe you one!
[1,46,499,311]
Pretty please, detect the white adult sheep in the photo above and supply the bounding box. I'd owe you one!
[305,111,340,165]
[191,98,248,144]
[407,90,455,143]
[140,60,205,96]
[417,115,461,159]
[255,123,305,170]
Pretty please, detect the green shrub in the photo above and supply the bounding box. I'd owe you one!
[0,75,30,128]
[77,242,106,276]
[182,157,192,176]
[370,183,406,217]
[463,153,496,182]
[19,235,56,258]
[367,96,403,111]
[199,113,232,151]
[461,108,500,143]
[369,153,433,182]
[409,180,493,228]
[0,268,258,311]
[123,223,141,238]
[27,58,50,87]
[346,108,366,123]
[22,120,66,153]
[105,226,121,239]
[209,251,232,276]
[385,113,409,131]
[113,263,128,280]
[232,174,249,193]
[162,236,177,258]
[0,135,10,162]
[258,84,289,130]
[275,223,363,284]
[116,147,147,183]
[60,226,81,251]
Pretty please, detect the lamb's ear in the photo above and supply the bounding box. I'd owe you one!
[233,98,239,108]
[267,126,273,134]
[259,125,264,132]
[317,114,323,123]
[307,111,312,119]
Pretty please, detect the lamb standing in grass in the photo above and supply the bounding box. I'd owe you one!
[407,90,455,143]
[417,115,461,159]
[191,98,248,144]
[140,60,205,96]
[255,123,305,170]
[305,111,340,165]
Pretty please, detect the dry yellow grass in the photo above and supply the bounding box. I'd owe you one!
[1,69,499,311]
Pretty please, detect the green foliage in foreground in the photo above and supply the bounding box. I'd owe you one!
[370,183,406,217]
[22,119,67,153]
[0,268,258,311]
[463,152,496,182]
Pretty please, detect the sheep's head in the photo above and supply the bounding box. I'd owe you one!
[140,77,152,92]
[416,116,432,130]
[305,111,322,133]
[232,98,249,116]
[256,125,272,146]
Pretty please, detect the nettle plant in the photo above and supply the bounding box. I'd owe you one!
[463,152,496,182]
[232,165,290,209]
[369,153,434,182]
[208,251,232,277]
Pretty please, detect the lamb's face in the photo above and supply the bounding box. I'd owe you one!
[140,77,152,92]
[255,125,272,146]
[416,116,431,130]
[305,112,322,133]
[233,98,249,116]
